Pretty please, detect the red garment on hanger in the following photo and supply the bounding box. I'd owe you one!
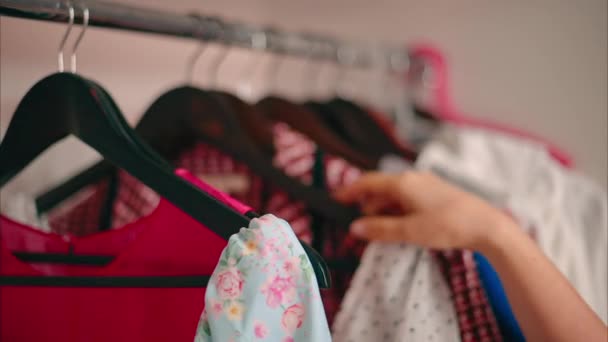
[409,44,573,168]
[0,170,248,342]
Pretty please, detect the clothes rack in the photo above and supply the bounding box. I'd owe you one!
[0,0,411,71]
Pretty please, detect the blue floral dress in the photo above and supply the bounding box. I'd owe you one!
[194,214,332,341]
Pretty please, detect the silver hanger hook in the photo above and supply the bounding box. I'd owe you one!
[331,65,345,97]
[371,48,394,109]
[185,15,208,84]
[186,44,207,84]
[301,40,323,99]
[202,19,232,88]
[261,28,285,95]
[303,59,321,99]
[332,45,355,97]
[263,53,284,96]
[236,29,268,99]
[57,1,75,72]
[209,45,230,88]
[70,1,89,73]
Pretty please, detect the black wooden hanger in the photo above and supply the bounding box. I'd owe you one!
[134,38,362,229]
[302,54,419,163]
[256,96,377,170]
[320,97,418,161]
[0,72,252,244]
[0,72,246,249]
[255,54,380,170]
[136,86,360,227]
[253,44,377,169]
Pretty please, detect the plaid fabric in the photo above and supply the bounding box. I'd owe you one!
[47,180,111,236]
[435,250,503,342]
[268,123,366,326]
[174,144,265,211]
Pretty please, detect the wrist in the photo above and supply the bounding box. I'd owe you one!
[473,210,524,258]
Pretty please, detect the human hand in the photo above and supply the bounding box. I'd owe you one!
[335,171,514,251]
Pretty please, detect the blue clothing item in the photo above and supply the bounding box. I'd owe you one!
[194,214,332,342]
[474,252,525,342]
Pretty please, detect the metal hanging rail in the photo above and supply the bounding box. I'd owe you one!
[0,0,410,71]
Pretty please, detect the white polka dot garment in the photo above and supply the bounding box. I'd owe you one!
[332,243,461,342]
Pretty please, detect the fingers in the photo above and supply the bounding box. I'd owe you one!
[334,172,401,204]
[360,197,388,215]
[360,198,404,216]
[350,214,428,243]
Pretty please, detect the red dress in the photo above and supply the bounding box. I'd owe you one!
[0,170,249,342]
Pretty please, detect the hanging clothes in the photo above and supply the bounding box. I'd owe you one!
[24,121,503,340]
[270,122,503,341]
[0,170,243,342]
[194,214,332,341]
[33,122,362,326]
[416,124,608,324]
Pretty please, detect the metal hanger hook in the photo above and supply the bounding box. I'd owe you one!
[57,1,75,72]
[209,45,230,88]
[301,41,323,99]
[372,49,396,109]
[236,29,268,99]
[262,53,283,96]
[332,45,353,97]
[70,1,89,73]
[260,28,285,95]
[185,15,208,84]
[200,18,232,88]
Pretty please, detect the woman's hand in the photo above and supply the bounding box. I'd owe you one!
[335,171,514,251]
[337,171,608,342]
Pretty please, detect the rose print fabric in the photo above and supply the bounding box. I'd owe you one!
[194,214,332,342]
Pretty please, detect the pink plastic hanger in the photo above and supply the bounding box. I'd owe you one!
[408,44,573,168]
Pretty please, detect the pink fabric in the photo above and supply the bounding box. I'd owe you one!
[174,169,252,215]
[409,43,573,168]
[0,170,249,342]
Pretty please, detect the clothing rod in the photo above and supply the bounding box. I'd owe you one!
[0,0,411,71]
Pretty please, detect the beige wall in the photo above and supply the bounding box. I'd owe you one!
[1,0,607,195]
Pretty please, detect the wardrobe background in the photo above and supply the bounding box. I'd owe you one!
[1,0,606,194]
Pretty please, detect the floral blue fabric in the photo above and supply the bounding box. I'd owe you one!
[194,214,332,342]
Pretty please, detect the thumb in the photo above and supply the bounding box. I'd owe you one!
[350,215,428,243]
